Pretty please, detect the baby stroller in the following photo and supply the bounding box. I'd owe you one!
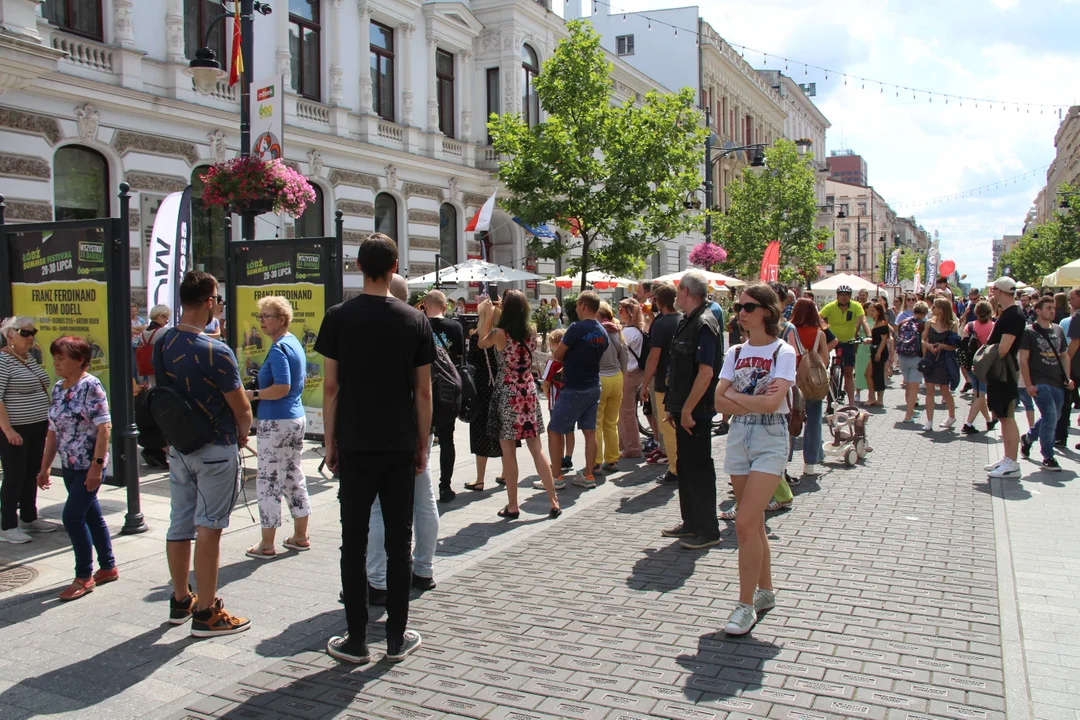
[823,404,870,467]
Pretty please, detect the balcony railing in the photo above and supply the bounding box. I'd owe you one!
[297,99,330,125]
[209,80,238,103]
[442,137,463,158]
[52,33,113,73]
[378,120,404,142]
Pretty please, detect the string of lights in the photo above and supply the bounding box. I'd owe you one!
[891,165,1051,209]
[582,0,1073,116]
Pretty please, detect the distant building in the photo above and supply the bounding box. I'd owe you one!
[827,150,868,186]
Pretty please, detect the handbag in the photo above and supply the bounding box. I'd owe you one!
[917,351,938,375]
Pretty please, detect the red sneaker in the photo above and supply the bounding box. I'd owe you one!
[93,567,119,585]
[646,452,668,465]
[58,577,96,601]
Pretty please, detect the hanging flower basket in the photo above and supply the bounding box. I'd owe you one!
[199,156,316,218]
[689,242,727,269]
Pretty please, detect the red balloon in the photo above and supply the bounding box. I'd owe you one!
[939,260,956,277]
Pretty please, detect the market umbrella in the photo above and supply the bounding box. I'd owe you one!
[538,271,636,290]
[651,269,744,289]
[1044,258,1080,287]
[407,259,542,287]
[811,273,887,296]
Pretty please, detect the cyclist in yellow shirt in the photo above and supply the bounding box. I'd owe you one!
[819,285,871,404]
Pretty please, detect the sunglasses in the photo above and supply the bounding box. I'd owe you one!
[734,302,763,314]
[17,328,37,338]
[255,313,281,321]
[211,294,225,305]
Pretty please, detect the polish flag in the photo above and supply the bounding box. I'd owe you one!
[466,191,497,232]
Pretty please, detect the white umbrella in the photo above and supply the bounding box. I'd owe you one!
[407,259,542,287]
[811,273,887,295]
[1045,258,1080,287]
[651,269,745,289]
[538,271,636,289]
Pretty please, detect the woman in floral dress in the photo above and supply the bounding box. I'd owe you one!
[477,291,560,520]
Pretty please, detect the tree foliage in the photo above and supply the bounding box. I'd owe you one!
[715,139,834,282]
[996,185,1080,284]
[488,20,707,291]
[877,248,921,287]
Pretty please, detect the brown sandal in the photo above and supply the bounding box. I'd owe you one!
[245,544,278,560]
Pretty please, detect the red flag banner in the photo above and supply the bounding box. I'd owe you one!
[228,5,243,87]
[760,241,780,283]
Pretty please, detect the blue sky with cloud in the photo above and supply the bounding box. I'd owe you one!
[563,0,1080,287]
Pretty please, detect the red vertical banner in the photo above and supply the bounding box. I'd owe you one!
[760,241,780,283]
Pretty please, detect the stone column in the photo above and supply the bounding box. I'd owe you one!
[426,30,440,132]
[165,0,184,62]
[357,1,372,114]
[276,0,291,89]
[113,0,135,48]
[399,23,415,125]
[459,49,472,141]
[328,0,343,106]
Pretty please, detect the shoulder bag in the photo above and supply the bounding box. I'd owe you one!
[146,330,216,455]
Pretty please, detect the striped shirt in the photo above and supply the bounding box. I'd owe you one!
[0,351,50,426]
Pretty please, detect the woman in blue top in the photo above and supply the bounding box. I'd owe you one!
[244,296,310,559]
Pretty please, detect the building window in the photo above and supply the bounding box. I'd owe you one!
[374,192,398,243]
[439,204,458,264]
[486,68,500,144]
[43,0,102,41]
[294,185,324,238]
[616,34,634,56]
[370,22,395,121]
[289,0,321,101]
[521,44,540,128]
[190,166,226,280]
[184,0,226,63]
[54,146,108,221]
[436,49,455,138]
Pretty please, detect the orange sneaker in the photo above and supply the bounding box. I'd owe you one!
[190,598,251,638]
[92,567,119,585]
[58,577,96,601]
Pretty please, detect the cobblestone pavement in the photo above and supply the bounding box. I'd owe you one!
[0,387,1073,719]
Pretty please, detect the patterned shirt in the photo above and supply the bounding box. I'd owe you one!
[158,329,242,446]
[47,374,111,470]
[0,351,50,426]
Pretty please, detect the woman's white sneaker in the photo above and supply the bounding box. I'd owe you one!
[988,458,1022,478]
[940,417,956,429]
[724,603,757,635]
[0,527,32,544]
[984,458,1006,471]
[19,519,58,533]
[753,589,776,612]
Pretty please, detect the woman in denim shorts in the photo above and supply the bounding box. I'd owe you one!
[713,283,797,636]
[897,302,929,423]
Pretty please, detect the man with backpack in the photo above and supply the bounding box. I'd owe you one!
[422,290,464,503]
[316,236,435,664]
[156,271,252,637]
[1018,296,1072,471]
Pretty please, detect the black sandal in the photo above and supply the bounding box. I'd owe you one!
[497,506,519,519]
[463,481,485,491]
[495,477,506,486]
[549,507,562,519]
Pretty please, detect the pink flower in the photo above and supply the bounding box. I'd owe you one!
[689,242,728,268]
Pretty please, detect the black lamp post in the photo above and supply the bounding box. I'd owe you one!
[185,0,272,351]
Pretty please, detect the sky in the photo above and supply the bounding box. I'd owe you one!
[558,0,1080,288]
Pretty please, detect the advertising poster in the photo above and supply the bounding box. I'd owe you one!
[249,75,284,162]
[233,242,326,434]
[8,228,111,394]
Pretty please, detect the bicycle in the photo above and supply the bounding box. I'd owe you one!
[826,340,861,416]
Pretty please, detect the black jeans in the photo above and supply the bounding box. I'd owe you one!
[675,419,719,539]
[0,421,48,531]
[1056,386,1076,443]
[338,450,416,642]
[435,421,455,491]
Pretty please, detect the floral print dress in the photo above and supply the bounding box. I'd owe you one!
[47,374,111,470]
[489,336,545,441]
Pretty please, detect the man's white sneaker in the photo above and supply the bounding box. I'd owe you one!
[0,527,32,544]
[724,603,757,635]
[983,458,1006,471]
[19,519,59,533]
[988,458,1022,478]
[753,589,776,612]
[940,417,956,430]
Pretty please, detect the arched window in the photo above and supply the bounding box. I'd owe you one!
[521,44,540,128]
[295,185,324,238]
[54,146,108,221]
[190,166,226,280]
[374,192,397,243]
[439,203,458,264]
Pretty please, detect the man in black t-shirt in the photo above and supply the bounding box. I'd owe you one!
[986,277,1026,479]
[315,233,435,665]
[639,283,682,482]
[423,290,463,502]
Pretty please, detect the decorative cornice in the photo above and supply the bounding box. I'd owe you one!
[462,192,489,208]
[112,131,199,166]
[410,235,439,250]
[343,230,371,246]
[336,200,374,217]
[0,153,50,180]
[410,261,435,275]
[328,169,380,192]
[0,108,61,145]
[407,209,440,225]
[5,199,52,222]
[124,172,188,194]
[129,208,140,230]
[402,182,442,201]
[130,246,141,270]
[283,159,301,172]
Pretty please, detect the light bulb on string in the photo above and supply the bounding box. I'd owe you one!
[804,64,808,75]
[648,18,651,30]
[674,27,678,37]
[784,61,788,71]
[764,53,767,64]
[844,75,847,85]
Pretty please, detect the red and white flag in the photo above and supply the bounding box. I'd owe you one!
[465,191,497,232]
[760,240,780,283]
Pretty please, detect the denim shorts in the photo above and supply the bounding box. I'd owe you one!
[1016,387,1034,412]
[898,355,923,384]
[548,384,602,434]
[167,443,241,540]
[723,416,790,477]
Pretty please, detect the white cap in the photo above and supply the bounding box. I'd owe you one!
[992,276,1017,293]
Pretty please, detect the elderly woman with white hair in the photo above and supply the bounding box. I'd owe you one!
[243,295,311,559]
[137,304,171,387]
[0,317,57,544]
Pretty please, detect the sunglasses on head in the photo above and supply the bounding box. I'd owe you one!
[734,302,763,314]
[17,328,37,338]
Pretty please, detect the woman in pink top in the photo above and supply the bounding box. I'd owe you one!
[961,300,997,434]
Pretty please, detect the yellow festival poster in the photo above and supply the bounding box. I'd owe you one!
[8,228,111,395]
[233,242,327,434]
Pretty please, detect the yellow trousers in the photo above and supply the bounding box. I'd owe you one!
[653,390,678,475]
[596,373,623,465]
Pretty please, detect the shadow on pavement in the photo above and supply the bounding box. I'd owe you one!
[674,631,776,702]
[143,557,280,603]
[615,480,676,514]
[627,539,709,592]
[973,479,1032,500]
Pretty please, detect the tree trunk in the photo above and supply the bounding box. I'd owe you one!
[578,234,591,293]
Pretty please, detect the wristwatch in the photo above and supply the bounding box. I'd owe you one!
[253,389,260,399]
[94,457,105,466]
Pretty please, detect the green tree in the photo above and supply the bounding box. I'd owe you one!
[996,184,1080,284]
[715,139,834,283]
[488,20,707,292]
[877,248,921,287]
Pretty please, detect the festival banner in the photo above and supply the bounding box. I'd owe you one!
[925,247,940,289]
[8,228,111,394]
[249,75,284,162]
[914,258,923,294]
[887,248,900,286]
[232,241,327,434]
[146,187,191,325]
[759,241,781,283]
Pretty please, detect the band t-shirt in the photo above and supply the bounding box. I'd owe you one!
[1020,323,1068,388]
[428,316,464,366]
[314,295,436,454]
[989,305,1026,361]
[559,318,608,390]
[719,339,797,416]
